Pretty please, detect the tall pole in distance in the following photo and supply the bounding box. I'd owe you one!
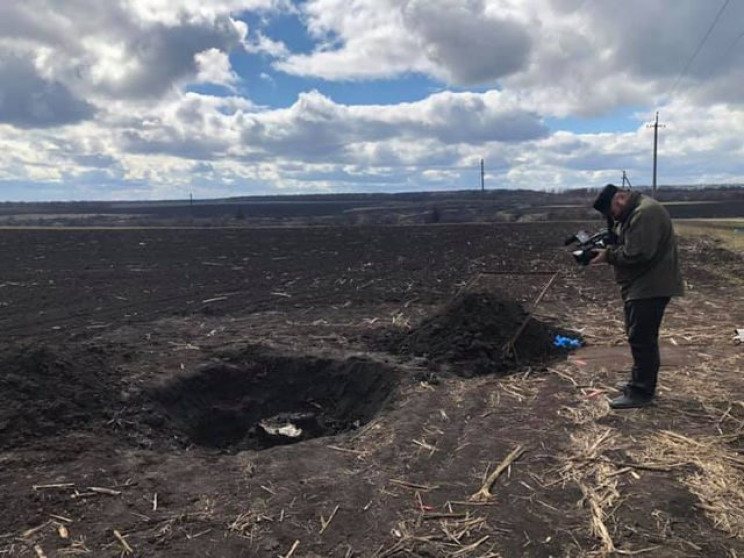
[480,158,485,192]
[647,112,665,198]
[652,113,659,197]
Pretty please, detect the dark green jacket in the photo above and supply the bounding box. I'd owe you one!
[606,192,684,301]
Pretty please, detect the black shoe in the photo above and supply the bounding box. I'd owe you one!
[609,393,653,409]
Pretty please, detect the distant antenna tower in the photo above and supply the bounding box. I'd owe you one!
[480,158,485,192]
[621,171,632,188]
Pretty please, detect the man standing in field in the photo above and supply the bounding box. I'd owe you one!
[589,184,684,409]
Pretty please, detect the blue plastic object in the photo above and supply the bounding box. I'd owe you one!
[553,334,583,349]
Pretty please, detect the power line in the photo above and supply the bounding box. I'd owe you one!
[668,0,732,98]
[673,23,744,101]
[718,27,744,64]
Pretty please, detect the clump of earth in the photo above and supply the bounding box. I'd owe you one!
[0,344,119,449]
[385,292,572,376]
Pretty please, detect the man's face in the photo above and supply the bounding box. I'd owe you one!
[609,191,629,220]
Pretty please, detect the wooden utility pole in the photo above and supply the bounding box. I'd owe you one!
[647,112,665,198]
[480,159,485,192]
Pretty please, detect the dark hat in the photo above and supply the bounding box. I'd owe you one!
[592,184,618,215]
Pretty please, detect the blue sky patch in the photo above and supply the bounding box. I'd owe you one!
[546,106,646,135]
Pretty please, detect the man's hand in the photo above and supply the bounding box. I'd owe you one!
[589,248,609,265]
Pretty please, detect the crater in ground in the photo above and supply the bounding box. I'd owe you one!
[150,349,398,452]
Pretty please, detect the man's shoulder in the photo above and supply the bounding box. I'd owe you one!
[636,194,666,214]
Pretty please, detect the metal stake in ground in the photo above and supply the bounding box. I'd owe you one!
[502,271,561,361]
[449,269,560,304]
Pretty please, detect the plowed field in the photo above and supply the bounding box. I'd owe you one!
[1,223,744,557]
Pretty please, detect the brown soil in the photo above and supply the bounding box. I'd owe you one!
[1,223,743,557]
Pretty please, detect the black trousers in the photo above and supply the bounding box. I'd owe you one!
[624,297,670,398]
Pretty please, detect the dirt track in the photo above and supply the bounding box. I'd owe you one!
[1,223,744,557]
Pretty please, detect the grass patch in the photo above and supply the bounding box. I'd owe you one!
[674,219,744,252]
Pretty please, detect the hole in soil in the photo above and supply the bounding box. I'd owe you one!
[152,351,397,452]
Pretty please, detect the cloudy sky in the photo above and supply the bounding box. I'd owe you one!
[1,0,743,201]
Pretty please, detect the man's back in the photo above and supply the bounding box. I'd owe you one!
[609,193,684,301]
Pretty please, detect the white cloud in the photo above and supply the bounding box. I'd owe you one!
[124,0,289,25]
[234,89,547,165]
[77,17,246,99]
[0,52,95,128]
[195,48,238,87]
[274,0,744,116]
[117,92,254,159]
[277,0,532,84]
[402,0,531,84]
[245,32,290,58]
[276,0,534,84]
[259,72,276,85]
[0,1,251,102]
[2,0,744,200]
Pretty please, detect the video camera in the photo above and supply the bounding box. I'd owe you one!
[564,228,617,266]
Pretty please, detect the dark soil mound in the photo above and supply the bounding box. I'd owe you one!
[0,344,118,449]
[388,292,570,376]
